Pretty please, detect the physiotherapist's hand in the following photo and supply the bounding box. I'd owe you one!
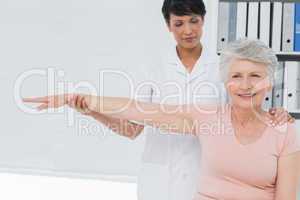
[267,107,295,126]
[68,94,92,115]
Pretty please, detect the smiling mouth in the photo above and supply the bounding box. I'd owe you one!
[237,93,257,98]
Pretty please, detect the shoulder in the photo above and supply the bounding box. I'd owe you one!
[269,122,298,137]
[269,122,300,156]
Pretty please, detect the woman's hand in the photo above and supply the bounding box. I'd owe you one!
[23,94,74,110]
[23,94,92,115]
[22,93,93,113]
[267,107,295,126]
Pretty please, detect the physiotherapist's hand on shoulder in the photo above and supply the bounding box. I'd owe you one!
[267,107,295,126]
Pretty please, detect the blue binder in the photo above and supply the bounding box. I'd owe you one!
[295,3,300,51]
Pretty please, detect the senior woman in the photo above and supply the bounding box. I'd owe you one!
[23,39,300,199]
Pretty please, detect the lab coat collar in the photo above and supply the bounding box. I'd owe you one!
[166,44,217,81]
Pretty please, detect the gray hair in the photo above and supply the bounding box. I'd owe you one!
[219,38,278,84]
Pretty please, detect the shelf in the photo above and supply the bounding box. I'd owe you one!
[290,112,300,119]
[276,52,300,62]
[219,0,299,2]
[217,52,300,62]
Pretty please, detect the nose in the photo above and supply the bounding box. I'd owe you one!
[183,24,192,35]
[239,77,252,90]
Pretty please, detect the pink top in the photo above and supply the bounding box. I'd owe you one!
[193,104,300,200]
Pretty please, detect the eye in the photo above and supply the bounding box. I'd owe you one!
[251,74,261,78]
[232,74,241,78]
[174,22,183,27]
[190,18,199,23]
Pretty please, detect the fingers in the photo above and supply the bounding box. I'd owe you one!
[75,95,82,112]
[268,107,276,115]
[274,112,287,126]
[82,98,92,114]
[267,107,295,126]
[80,96,85,109]
[22,96,49,111]
[22,96,49,103]
[267,107,277,124]
[272,108,285,126]
[288,114,295,123]
[79,96,90,114]
[24,94,72,104]
[274,108,285,118]
[76,95,82,109]
[266,107,282,126]
[67,94,89,115]
[23,94,90,113]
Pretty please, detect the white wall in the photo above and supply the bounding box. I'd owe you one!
[0,0,169,181]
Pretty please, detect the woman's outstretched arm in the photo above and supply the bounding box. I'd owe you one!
[23,93,217,135]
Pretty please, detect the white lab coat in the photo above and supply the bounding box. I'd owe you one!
[136,45,226,200]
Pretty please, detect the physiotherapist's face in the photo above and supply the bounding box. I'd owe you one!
[167,14,204,49]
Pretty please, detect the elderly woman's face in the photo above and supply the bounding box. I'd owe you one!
[226,59,272,109]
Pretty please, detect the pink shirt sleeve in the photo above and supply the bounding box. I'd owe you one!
[279,123,300,157]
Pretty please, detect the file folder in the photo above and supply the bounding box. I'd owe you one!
[263,59,276,111]
[271,2,283,52]
[217,1,229,52]
[297,62,300,110]
[283,62,299,111]
[228,3,237,42]
[295,3,300,51]
[282,2,295,52]
[260,2,271,47]
[263,91,273,111]
[272,62,285,107]
[247,2,259,39]
[236,2,247,40]
[217,2,237,52]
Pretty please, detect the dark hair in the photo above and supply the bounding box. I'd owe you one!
[162,0,206,24]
